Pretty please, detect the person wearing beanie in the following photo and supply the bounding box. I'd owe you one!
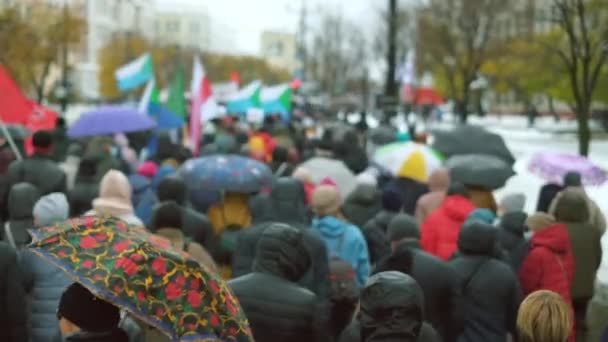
[421,182,477,261]
[230,223,321,342]
[342,173,382,229]
[375,214,462,342]
[449,221,522,342]
[87,169,143,226]
[361,188,403,264]
[498,193,526,216]
[152,201,216,271]
[68,156,99,216]
[6,131,66,218]
[555,171,606,235]
[416,168,450,225]
[56,283,128,342]
[311,185,370,289]
[33,193,69,226]
[519,212,575,337]
[136,161,159,179]
[497,211,530,272]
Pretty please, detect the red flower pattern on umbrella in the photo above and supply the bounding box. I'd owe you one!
[80,236,97,249]
[165,282,183,301]
[152,257,167,276]
[187,290,202,308]
[112,240,131,253]
[82,260,94,268]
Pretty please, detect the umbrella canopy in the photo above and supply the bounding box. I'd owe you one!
[28,216,253,342]
[178,155,273,193]
[373,142,444,183]
[68,106,156,138]
[529,152,607,186]
[432,125,515,165]
[447,154,514,190]
[299,157,357,198]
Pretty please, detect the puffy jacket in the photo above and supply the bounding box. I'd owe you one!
[7,154,67,197]
[5,183,40,247]
[313,216,370,288]
[519,223,574,304]
[552,189,603,300]
[0,242,28,342]
[421,195,476,261]
[497,212,529,272]
[448,222,522,342]
[20,250,71,342]
[229,224,321,342]
[342,184,382,228]
[362,211,394,264]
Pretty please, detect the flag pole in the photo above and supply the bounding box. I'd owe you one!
[0,119,23,161]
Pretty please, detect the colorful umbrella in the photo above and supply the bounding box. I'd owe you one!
[528,152,607,186]
[432,125,515,165]
[68,106,156,138]
[373,142,444,183]
[178,155,273,193]
[28,216,253,342]
[447,154,514,190]
[299,157,357,198]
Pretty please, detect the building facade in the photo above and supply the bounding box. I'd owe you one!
[260,31,298,75]
[154,10,211,52]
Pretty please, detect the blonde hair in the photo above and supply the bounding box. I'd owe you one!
[517,290,572,342]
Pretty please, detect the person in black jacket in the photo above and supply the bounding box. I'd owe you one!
[229,223,321,342]
[497,211,529,272]
[0,242,28,342]
[448,221,522,342]
[67,155,99,216]
[342,173,382,228]
[149,177,213,249]
[232,178,329,301]
[361,187,402,264]
[339,271,440,342]
[374,214,463,342]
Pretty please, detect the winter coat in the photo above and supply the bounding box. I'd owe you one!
[448,222,522,342]
[415,170,450,226]
[536,183,563,213]
[6,153,66,197]
[497,212,529,272]
[127,174,157,226]
[229,224,321,342]
[0,242,28,342]
[154,228,216,271]
[552,186,606,235]
[342,184,382,229]
[313,216,370,288]
[519,223,574,304]
[421,195,476,261]
[374,241,464,342]
[385,177,429,215]
[552,189,603,300]
[68,178,98,217]
[339,321,440,342]
[362,211,395,264]
[4,183,40,247]
[0,146,17,221]
[20,250,71,342]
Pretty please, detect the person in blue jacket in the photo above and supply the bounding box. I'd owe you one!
[311,184,370,288]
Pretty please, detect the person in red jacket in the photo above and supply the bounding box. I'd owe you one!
[421,182,476,261]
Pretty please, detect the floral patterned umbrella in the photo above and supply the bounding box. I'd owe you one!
[28,216,253,342]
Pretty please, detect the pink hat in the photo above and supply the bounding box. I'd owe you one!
[137,161,159,179]
[320,177,338,188]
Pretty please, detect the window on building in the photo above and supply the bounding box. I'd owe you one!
[190,22,200,33]
[166,20,180,32]
[269,41,284,57]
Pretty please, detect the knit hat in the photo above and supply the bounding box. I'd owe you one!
[466,208,496,224]
[381,188,403,212]
[58,283,120,333]
[311,185,342,216]
[499,193,526,214]
[92,170,133,212]
[388,214,420,242]
[33,193,69,226]
[526,212,556,232]
[137,161,159,179]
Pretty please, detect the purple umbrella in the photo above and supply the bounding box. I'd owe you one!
[68,106,156,138]
[529,152,607,186]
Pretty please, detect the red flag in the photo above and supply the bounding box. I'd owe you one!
[190,57,214,156]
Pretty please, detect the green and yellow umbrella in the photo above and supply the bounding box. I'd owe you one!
[373,142,444,183]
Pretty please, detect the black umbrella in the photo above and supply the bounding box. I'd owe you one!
[432,125,515,165]
[447,154,515,190]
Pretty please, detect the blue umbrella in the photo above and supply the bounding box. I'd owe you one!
[178,155,273,193]
[68,105,156,138]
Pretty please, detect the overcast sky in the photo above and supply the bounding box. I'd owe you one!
[155,0,387,55]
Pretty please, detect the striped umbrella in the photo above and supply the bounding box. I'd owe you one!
[373,142,444,183]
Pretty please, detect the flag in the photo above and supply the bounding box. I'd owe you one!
[226,80,262,114]
[398,51,416,85]
[115,53,154,91]
[230,71,241,86]
[261,83,292,120]
[138,79,184,130]
[190,56,215,155]
[166,64,188,118]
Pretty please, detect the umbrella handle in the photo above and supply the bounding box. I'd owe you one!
[0,120,22,161]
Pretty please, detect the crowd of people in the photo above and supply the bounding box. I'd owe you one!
[0,115,606,342]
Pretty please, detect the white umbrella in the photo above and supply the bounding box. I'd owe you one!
[299,157,357,199]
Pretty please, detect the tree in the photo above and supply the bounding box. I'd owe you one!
[385,0,398,97]
[417,0,512,122]
[0,5,84,102]
[548,0,608,156]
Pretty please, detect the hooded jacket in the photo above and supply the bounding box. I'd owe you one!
[342,184,382,229]
[128,174,157,226]
[88,170,143,226]
[552,189,603,300]
[448,222,521,342]
[497,211,529,272]
[415,169,450,225]
[362,210,394,265]
[519,222,574,305]
[0,242,28,342]
[7,153,67,197]
[313,216,370,288]
[5,183,40,247]
[229,224,320,342]
[421,195,476,261]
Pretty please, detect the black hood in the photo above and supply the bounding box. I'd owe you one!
[8,182,40,221]
[253,223,310,281]
[499,211,528,236]
[360,271,423,342]
[269,178,308,225]
[156,177,187,205]
[347,184,380,206]
[248,193,274,224]
[458,221,498,256]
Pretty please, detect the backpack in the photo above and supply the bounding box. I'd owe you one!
[328,232,358,302]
